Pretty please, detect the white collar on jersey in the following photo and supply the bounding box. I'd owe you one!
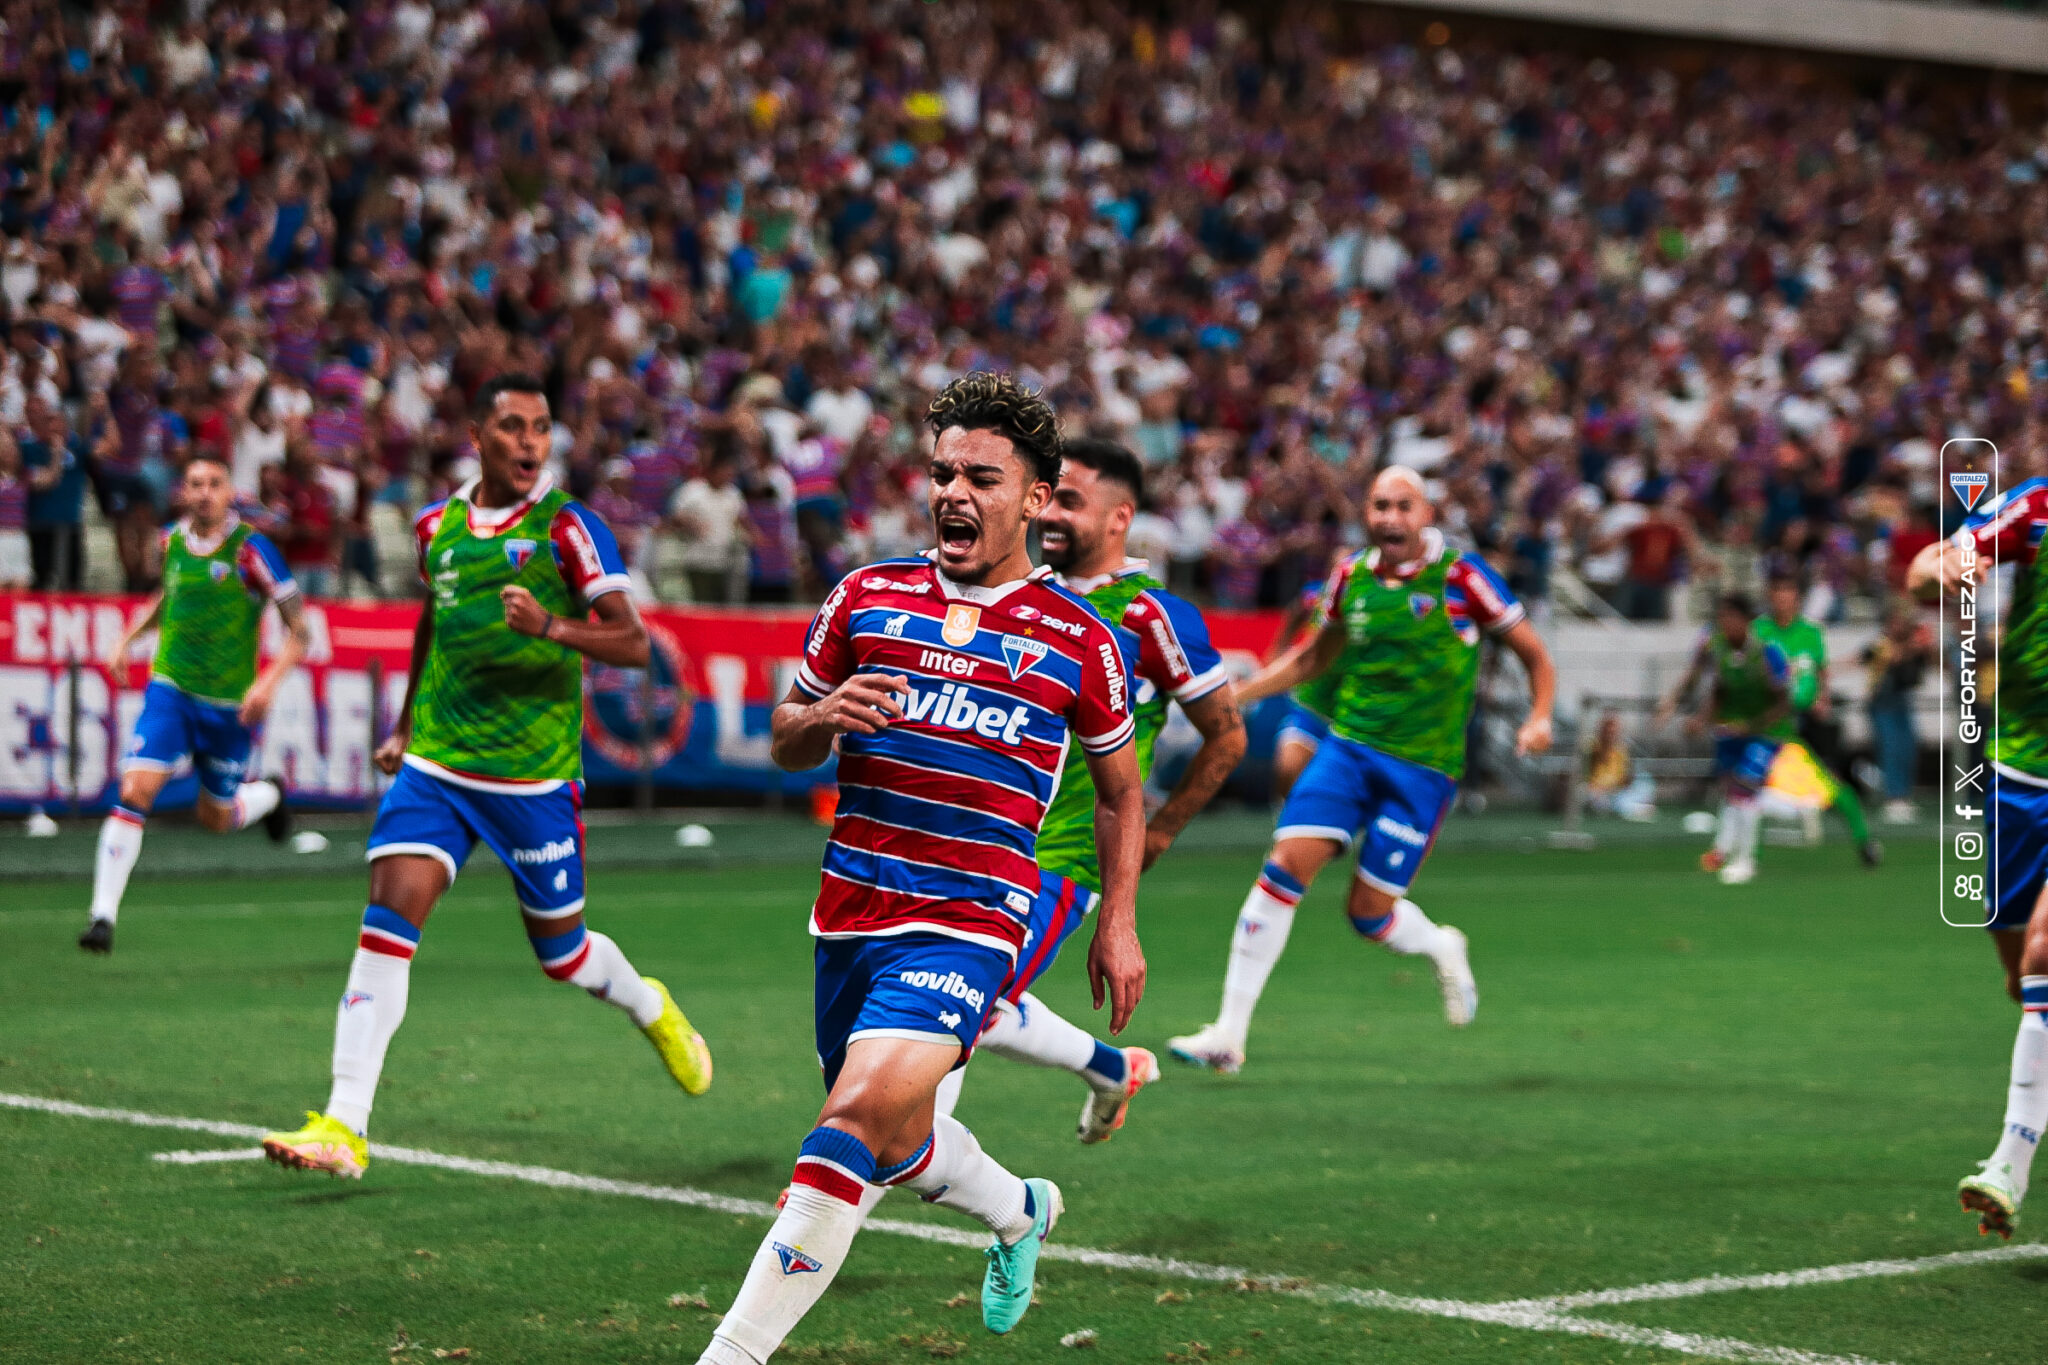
[176,510,241,557]
[922,548,1053,604]
[1056,557,1151,595]
[455,471,555,532]
[1365,526,1445,580]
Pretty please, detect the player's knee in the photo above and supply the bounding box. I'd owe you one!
[1269,840,1332,884]
[196,800,235,833]
[116,774,159,814]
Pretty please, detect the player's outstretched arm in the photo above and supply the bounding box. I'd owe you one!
[501,585,648,668]
[768,673,908,771]
[105,593,163,680]
[1143,686,1247,869]
[1235,619,1344,706]
[1083,738,1147,1034]
[374,598,433,775]
[1499,619,1556,756]
[1654,637,1711,733]
[240,594,311,727]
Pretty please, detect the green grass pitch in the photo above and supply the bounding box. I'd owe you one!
[1,831,2038,1363]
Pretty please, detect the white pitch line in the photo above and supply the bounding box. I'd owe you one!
[1501,1241,2048,1311]
[155,1147,265,1164]
[1,1091,1988,1365]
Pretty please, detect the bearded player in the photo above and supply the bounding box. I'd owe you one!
[261,375,710,1178]
[1169,466,1555,1073]
[970,436,1245,1140]
[1909,480,2048,1238]
[696,375,1145,1363]
[82,452,306,954]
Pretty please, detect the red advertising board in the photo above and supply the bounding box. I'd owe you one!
[0,592,1284,812]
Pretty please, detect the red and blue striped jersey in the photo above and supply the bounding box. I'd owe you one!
[795,557,1135,958]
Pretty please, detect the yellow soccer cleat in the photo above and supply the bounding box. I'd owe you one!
[262,1111,369,1179]
[642,976,712,1095]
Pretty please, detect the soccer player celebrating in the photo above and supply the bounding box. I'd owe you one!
[1908,484,2048,1237]
[1751,574,1882,867]
[976,436,1246,1142]
[1169,466,1554,1073]
[697,374,1144,1363]
[262,375,710,1179]
[82,453,306,954]
[1655,592,1793,886]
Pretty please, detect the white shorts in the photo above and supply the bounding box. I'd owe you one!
[0,528,29,586]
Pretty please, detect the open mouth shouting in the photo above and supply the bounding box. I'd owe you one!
[937,512,981,568]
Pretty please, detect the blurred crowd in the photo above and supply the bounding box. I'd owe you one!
[1,0,2044,617]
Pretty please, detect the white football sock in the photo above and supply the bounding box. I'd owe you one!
[1713,801,1741,857]
[902,1114,1033,1244]
[566,930,663,1027]
[1375,898,1451,958]
[703,1183,866,1364]
[1216,865,1305,1046]
[1728,799,1761,863]
[89,806,146,924]
[979,993,1124,1092]
[230,779,281,830]
[1990,990,2048,1195]
[326,948,412,1135]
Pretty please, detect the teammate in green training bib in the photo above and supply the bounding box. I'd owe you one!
[970,438,1245,1144]
[81,451,308,954]
[1910,479,2048,1239]
[1751,574,1882,869]
[262,375,710,1182]
[1173,466,1556,1075]
[1657,591,1792,886]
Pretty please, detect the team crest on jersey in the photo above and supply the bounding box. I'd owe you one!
[504,537,538,569]
[1001,633,1050,679]
[209,560,231,582]
[942,603,982,647]
[773,1242,823,1275]
[1950,471,1991,511]
[1409,593,1435,619]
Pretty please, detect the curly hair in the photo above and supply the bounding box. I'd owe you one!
[926,371,1063,486]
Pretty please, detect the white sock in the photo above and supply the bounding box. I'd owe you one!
[980,993,1125,1092]
[1216,863,1305,1046]
[326,947,412,1135]
[901,1114,1033,1243]
[566,930,663,1028]
[1991,985,2048,1195]
[89,806,146,924]
[704,1184,866,1364]
[1728,799,1761,863]
[1374,898,1450,958]
[230,780,281,830]
[1713,801,1741,857]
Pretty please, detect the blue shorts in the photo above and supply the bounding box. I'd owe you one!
[1275,733,1457,895]
[813,933,1010,1091]
[1277,703,1330,751]
[1714,734,1782,789]
[124,680,252,801]
[1987,777,2048,931]
[1001,868,1097,1006]
[366,762,587,915]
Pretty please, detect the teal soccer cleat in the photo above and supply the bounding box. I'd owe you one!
[981,1177,1062,1333]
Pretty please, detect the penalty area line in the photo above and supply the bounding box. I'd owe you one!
[0,1090,1955,1365]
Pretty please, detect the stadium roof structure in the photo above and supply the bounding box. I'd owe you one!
[1366,0,2048,72]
